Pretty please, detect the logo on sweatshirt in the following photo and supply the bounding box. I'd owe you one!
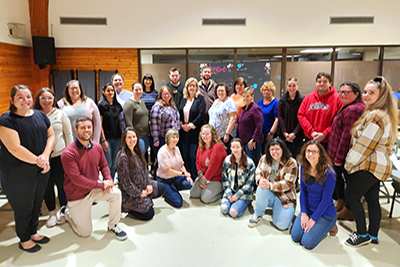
[308,103,329,111]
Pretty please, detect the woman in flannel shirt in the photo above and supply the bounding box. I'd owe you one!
[291,140,337,250]
[221,138,255,218]
[344,77,398,247]
[248,138,297,230]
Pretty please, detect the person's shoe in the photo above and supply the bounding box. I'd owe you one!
[46,211,57,227]
[32,236,50,244]
[335,199,346,212]
[108,225,127,241]
[247,214,262,228]
[19,243,41,253]
[329,224,338,236]
[337,207,354,221]
[56,206,67,225]
[345,232,371,247]
[369,234,379,245]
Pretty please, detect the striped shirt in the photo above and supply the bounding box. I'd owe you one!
[345,109,392,181]
[255,156,297,208]
[222,155,255,200]
[149,102,180,144]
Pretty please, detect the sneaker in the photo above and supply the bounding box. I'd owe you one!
[108,225,127,241]
[56,206,68,225]
[370,238,379,245]
[345,232,371,247]
[46,211,57,227]
[247,214,262,228]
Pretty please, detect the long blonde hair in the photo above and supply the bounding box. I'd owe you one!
[352,76,398,142]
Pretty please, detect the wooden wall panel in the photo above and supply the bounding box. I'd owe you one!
[0,42,33,114]
[52,48,139,99]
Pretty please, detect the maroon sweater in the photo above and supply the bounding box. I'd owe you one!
[61,140,111,201]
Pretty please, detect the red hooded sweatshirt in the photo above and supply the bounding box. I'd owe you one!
[297,86,342,143]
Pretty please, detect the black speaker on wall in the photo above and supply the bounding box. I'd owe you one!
[32,36,56,69]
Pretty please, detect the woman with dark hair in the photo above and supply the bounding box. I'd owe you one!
[344,77,398,247]
[58,80,101,143]
[221,138,255,218]
[248,138,297,230]
[116,128,165,220]
[178,77,206,179]
[34,88,73,227]
[150,85,180,156]
[231,77,247,116]
[291,140,337,250]
[141,73,158,112]
[98,83,123,179]
[277,77,304,158]
[208,83,237,153]
[0,85,55,252]
[327,81,364,218]
[124,83,150,156]
[156,129,193,208]
[191,124,227,204]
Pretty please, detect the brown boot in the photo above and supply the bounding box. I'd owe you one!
[329,224,338,236]
[335,199,346,212]
[337,206,354,221]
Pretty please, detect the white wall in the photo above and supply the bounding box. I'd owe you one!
[0,0,31,46]
[48,0,400,48]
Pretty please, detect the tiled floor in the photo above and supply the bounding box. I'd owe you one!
[0,184,399,267]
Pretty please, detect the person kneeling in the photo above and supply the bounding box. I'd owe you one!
[60,117,127,240]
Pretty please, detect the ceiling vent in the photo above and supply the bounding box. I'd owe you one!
[330,16,374,24]
[202,18,246,26]
[60,17,107,25]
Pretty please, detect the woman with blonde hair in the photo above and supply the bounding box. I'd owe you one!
[344,76,398,247]
[191,124,227,203]
[257,81,279,146]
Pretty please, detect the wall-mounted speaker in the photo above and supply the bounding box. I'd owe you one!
[32,36,56,69]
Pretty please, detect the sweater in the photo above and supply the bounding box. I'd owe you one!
[196,143,227,183]
[237,102,264,144]
[297,87,342,142]
[61,140,111,201]
[47,108,74,157]
[123,98,149,138]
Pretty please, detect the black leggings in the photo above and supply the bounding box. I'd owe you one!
[44,156,67,211]
[345,170,381,237]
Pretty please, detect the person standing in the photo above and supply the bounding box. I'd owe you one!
[198,65,218,123]
[0,85,55,253]
[112,73,132,131]
[257,81,279,147]
[166,67,184,108]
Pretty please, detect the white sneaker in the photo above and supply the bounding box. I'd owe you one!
[108,225,127,241]
[46,211,57,227]
[248,214,262,228]
[56,206,68,225]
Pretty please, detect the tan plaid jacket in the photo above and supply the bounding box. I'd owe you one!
[255,156,297,208]
[345,109,392,181]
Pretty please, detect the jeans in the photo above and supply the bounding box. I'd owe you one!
[254,186,295,230]
[221,198,251,218]
[345,170,381,237]
[245,142,262,166]
[104,137,121,180]
[139,136,150,157]
[291,212,337,250]
[181,142,198,179]
[156,176,192,208]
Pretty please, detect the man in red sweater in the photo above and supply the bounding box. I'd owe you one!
[60,117,127,240]
[297,72,342,150]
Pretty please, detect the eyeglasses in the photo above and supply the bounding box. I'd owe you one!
[216,89,226,93]
[189,84,197,88]
[201,133,211,137]
[269,148,282,152]
[263,89,273,92]
[306,149,319,155]
[338,90,353,95]
[69,87,80,91]
[39,96,54,101]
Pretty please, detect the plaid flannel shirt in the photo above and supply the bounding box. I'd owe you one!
[345,109,392,181]
[149,102,180,144]
[222,155,255,200]
[255,156,297,208]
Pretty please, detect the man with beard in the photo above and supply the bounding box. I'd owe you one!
[198,65,217,123]
[166,67,184,108]
[60,117,127,240]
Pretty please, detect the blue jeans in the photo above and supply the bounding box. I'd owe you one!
[156,176,192,208]
[104,137,121,180]
[139,136,150,157]
[221,198,251,218]
[291,212,337,250]
[255,187,295,230]
[245,142,262,166]
[181,142,198,179]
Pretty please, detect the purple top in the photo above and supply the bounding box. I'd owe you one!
[237,102,264,144]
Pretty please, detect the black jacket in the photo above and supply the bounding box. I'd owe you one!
[178,95,206,144]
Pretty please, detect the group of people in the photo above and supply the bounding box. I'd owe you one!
[0,66,397,253]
